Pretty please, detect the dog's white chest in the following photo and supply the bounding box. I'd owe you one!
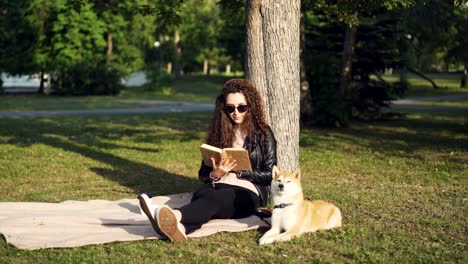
[272,206,297,231]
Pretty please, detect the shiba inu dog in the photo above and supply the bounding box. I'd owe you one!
[259,166,342,245]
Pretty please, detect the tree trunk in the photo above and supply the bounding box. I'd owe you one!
[338,24,357,98]
[245,0,269,116]
[299,10,312,121]
[174,31,183,79]
[245,0,301,172]
[167,62,172,74]
[407,67,440,89]
[106,33,113,57]
[226,64,231,74]
[461,59,467,88]
[38,71,45,94]
[203,58,209,75]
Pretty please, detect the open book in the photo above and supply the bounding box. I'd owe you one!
[199,143,252,171]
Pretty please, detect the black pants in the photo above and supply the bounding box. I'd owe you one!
[177,183,260,234]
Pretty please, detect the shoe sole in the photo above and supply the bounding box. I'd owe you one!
[157,207,187,242]
[137,195,166,238]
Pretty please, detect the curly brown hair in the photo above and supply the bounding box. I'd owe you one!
[206,78,268,150]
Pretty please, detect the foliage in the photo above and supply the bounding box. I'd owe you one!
[398,0,459,71]
[446,3,468,87]
[349,11,408,120]
[303,10,406,126]
[143,63,173,93]
[145,0,244,75]
[57,61,124,95]
[0,0,44,75]
[50,1,106,70]
[307,0,415,26]
[0,0,175,95]
[217,1,246,72]
[178,0,223,73]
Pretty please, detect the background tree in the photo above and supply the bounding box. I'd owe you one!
[218,2,246,74]
[446,2,468,88]
[0,0,51,92]
[1,0,180,95]
[300,0,415,126]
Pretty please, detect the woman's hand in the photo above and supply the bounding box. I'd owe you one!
[210,156,237,180]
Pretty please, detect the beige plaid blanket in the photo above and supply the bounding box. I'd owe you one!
[0,193,270,250]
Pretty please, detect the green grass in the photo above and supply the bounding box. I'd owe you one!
[0,73,466,263]
[0,75,233,112]
[419,98,468,107]
[2,73,466,112]
[118,74,234,102]
[382,73,467,97]
[0,109,466,263]
[0,95,140,112]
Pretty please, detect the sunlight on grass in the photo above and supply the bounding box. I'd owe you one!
[118,75,233,102]
[381,73,467,97]
[0,109,466,263]
[0,75,232,111]
[0,95,140,112]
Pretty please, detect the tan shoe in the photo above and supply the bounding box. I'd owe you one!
[157,206,187,242]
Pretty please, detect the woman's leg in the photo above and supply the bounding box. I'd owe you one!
[178,184,260,234]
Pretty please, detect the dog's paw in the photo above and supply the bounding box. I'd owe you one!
[259,236,275,245]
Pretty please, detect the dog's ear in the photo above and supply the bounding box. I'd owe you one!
[294,167,301,180]
[272,166,279,178]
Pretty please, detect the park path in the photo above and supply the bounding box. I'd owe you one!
[0,94,466,119]
[389,93,468,110]
[0,100,214,119]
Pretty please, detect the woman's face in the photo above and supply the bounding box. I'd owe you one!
[225,92,248,125]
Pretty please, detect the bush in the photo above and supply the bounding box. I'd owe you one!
[142,63,173,92]
[350,79,407,120]
[306,53,351,126]
[54,62,125,95]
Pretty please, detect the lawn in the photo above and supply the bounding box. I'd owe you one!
[382,73,467,97]
[0,75,232,112]
[0,109,466,263]
[1,73,467,112]
[119,74,234,102]
[0,73,466,263]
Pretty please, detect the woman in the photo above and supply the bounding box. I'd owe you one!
[138,78,277,242]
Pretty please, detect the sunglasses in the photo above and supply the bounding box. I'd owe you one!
[224,104,248,113]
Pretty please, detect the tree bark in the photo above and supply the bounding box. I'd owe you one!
[245,0,269,117]
[167,62,172,74]
[38,71,45,94]
[299,10,312,121]
[203,58,209,75]
[245,0,301,172]
[174,31,183,79]
[106,33,113,56]
[338,24,357,98]
[461,59,467,88]
[407,67,440,89]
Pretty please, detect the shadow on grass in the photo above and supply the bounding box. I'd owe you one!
[0,113,211,197]
[301,109,467,162]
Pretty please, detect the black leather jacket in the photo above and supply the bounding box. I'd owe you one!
[198,126,277,207]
